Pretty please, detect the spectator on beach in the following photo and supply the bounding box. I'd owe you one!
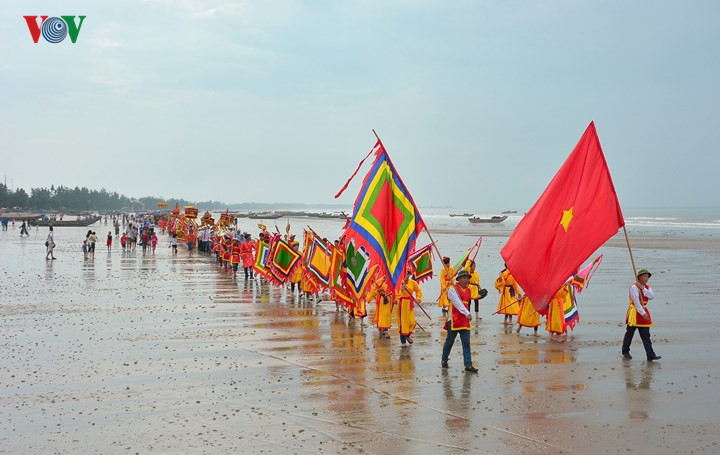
[107,231,113,252]
[89,231,98,259]
[170,233,178,255]
[45,226,56,260]
[141,229,149,254]
[120,233,127,251]
[151,231,158,254]
[20,221,30,237]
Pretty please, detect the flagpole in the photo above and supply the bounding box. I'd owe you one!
[622,225,638,279]
[492,297,522,315]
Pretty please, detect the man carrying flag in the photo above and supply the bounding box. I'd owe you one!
[622,269,661,361]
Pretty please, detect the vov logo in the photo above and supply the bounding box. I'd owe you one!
[23,16,86,44]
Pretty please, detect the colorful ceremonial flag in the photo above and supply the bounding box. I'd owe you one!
[304,232,332,287]
[344,238,379,300]
[453,236,482,272]
[270,239,301,283]
[253,239,272,279]
[408,244,434,284]
[564,286,580,330]
[329,245,353,306]
[338,139,425,289]
[500,122,624,313]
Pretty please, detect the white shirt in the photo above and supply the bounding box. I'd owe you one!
[46,231,54,243]
[447,285,471,317]
[630,284,654,316]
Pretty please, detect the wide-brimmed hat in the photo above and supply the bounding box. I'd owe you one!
[637,269,652,278]
[456,269,471,280]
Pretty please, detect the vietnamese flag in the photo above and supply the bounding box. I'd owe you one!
[500,122,624,314]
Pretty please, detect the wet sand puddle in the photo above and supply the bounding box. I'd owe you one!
[2,227,720,453]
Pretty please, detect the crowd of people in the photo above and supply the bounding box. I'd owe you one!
[23,211,661,370]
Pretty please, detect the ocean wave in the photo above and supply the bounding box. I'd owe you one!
[625,220,720,229]
[627,216,680,221]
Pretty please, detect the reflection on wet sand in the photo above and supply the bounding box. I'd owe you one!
[623,362,657,421]
[2,229,720,454]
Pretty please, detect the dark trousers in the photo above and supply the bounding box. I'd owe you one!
[441,329,472,367]
[622,326,656,359]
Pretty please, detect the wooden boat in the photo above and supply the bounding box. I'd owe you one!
[501,210,517,214]
[31,215,102,227]
[468,215,507,224]
[449,213,473,217]
[247,212,284,220]
[315,212,345,219]
[0,212,43,222]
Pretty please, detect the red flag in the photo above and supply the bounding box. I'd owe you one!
[500,122,624,314]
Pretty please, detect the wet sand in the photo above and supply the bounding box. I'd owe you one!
[1,224,719,454]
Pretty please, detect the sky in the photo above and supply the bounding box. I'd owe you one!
[1,0,719,210]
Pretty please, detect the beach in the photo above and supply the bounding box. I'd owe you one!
[1,211,719,454]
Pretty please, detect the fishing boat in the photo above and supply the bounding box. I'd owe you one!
[248,212,283,220]
[31,215,102,227]
[0,212,43,222]
[450,213,473,217]
[315,212,346,219]
[468,215,507,224]
[501,210,518,214]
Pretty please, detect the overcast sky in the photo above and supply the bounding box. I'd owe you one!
[2,0,718,210]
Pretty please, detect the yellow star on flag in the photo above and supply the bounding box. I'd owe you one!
[560,207,574,232]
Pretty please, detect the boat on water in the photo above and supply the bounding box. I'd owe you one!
[468,215,508,224]
[247,212,284,220]
[501,210,517,214]
[315,212,346,219]
[0,212,43,222]
[31,215,102,227]
[450,213,474,217]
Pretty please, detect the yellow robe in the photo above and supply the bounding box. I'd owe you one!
[369,279,393,330]
[289,266,302,284]
[464,264,481,300]
[396,280,422,336]
[495,269,520,315]
[438,266,455,309]
[546,287,570,334]
[517,296,540,328]
[300,265,317,293]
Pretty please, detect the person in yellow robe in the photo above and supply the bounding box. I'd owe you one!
[546,286,570,339]
[300,265,319,301]
[289,242,303,294]
[369,277,393,338]
[494,265,520,325]
[396,270,423,347]
[464,260,483,321]
[438,257,455,314]
[516,295,540,335]
[352,296,368,325]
